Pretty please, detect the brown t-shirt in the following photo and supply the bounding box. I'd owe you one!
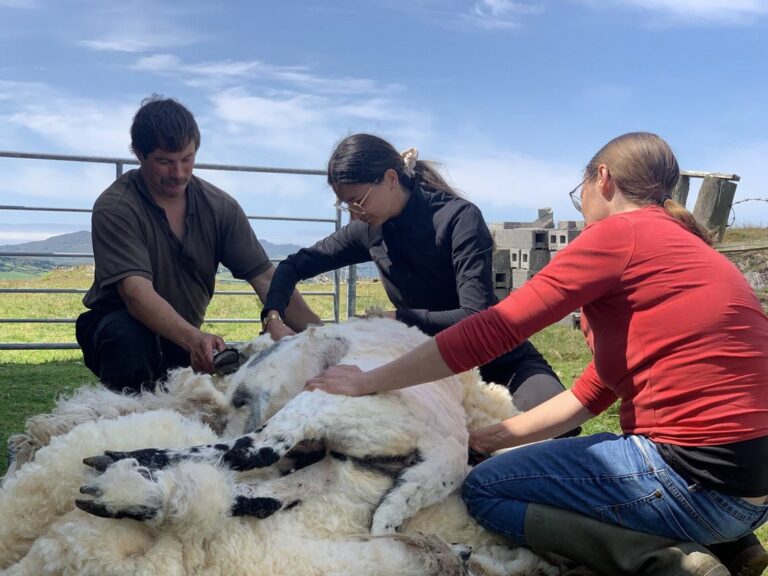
[83,169,270,327]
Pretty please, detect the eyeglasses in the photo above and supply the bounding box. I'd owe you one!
[568,175,591,213]
[334,183,376,215]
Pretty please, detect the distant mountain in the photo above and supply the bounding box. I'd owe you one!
[260,239,304,258]
[0,231,379,278]
[0,230,93,256]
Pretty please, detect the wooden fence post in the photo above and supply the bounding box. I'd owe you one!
[672,175,690,206]
[693,177,738,242]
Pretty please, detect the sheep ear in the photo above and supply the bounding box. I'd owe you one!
[319,337,350,371]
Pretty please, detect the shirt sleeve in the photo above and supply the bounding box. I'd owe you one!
[571,359,619,415]
[219,200,271,280]
[395,205,496,335]
[435,215,635,373]
[263,222,372,317]
[91,207,153,288]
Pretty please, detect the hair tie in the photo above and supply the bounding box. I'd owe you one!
[659,194,672,205]
[400,148,418,178]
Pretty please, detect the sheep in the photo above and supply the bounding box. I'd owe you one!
[5,369,231,479]
[0,318,562,576]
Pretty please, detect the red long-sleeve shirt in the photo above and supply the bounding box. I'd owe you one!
[436,207,768,446]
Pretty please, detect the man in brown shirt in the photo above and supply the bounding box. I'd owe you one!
[76,96,320,393]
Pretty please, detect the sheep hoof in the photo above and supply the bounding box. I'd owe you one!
[79,484,103,497]
[75,499,158,521]
[83,454,118,472]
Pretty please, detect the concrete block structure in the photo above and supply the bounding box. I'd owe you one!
[489,208,584,300]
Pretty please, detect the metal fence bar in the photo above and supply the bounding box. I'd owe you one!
[0,289,336,296]
[0,151,326,176]
[0,150,360,350]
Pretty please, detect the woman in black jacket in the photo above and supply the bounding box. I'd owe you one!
[261,133,568,414]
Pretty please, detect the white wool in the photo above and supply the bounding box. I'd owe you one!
[0,318,559,576]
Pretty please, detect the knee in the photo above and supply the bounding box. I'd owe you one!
[93,312,160,393]
[461,467,493,518]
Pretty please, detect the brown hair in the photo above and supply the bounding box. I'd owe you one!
[130,95,200,159]
[587,132,713,245]
[327,133,458,196]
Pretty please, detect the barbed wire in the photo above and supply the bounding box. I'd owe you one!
[728,197,768,227]
[732,197,768,205]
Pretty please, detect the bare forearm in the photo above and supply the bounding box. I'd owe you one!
[118,278,199,350]
[282,289,322,330]
[363,339,456,394]
[473,391,593,452]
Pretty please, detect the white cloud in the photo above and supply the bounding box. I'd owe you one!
[131,54,401,95]
[0,162,114,203]
[80,38,162,53]
[204,87,431,165]
[585,0,768,24]
[77,1,202,53]
[441,149,584,223]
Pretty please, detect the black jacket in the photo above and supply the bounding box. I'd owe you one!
[265,183,496,336]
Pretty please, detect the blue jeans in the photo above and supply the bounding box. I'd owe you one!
[461,433,768,546]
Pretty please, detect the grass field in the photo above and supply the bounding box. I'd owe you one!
[0,229,766,549]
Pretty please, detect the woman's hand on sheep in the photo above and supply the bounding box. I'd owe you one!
[305,365,374,396]
[469,422,513,455]
[190,331,227,374]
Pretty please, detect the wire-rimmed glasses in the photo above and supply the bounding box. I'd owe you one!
[568,176,591,213]
[334,183,376,215]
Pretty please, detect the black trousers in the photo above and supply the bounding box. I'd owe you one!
[479,340,567,413]
[75,308,191,394]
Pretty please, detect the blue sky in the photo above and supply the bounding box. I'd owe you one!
[1,0,767,246]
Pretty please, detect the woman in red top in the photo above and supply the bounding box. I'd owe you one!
[306,133,768,576]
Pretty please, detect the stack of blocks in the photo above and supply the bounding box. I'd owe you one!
[489,208,585,300]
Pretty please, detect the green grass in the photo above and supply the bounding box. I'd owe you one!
[0,264,765,549]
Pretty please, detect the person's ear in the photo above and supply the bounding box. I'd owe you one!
[597,164,615,200]
[384,168,399,188]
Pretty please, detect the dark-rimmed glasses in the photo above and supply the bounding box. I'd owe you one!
[334,183,376,215]
[568,176,591,213]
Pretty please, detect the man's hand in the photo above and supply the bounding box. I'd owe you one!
[189,330,226,374]
[266,319,295,341]
[304,365,374,397]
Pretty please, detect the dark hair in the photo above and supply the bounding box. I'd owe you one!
[130,95,201,159]
[587,132,713,245]
[327,133,457,196]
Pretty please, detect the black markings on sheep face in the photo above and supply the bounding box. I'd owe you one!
[231,496,284,519]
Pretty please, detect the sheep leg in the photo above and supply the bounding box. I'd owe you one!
[370,435,469,535]
[229,454,343,519]
[75,459,166,522]
[76,458,238,535]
